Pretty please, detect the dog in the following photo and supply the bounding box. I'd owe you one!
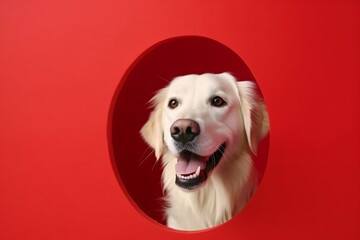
[141,72,269,231]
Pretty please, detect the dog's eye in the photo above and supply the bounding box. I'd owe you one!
[168,99,178,109]
[211,96,227,107]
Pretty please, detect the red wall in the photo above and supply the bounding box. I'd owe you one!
[0,1,359,239]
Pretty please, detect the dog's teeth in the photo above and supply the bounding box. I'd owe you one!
[195,166,200,177]
[177,167,201,180]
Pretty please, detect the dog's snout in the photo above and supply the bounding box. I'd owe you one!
[170,119,200,143]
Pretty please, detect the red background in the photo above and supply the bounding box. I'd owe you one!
[0,0,359,239]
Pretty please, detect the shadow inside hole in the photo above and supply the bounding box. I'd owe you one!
[108,36,269,227]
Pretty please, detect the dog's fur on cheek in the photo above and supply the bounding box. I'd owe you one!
[141,73,269,231]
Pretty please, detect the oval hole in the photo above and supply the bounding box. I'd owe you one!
[108,36,270,230]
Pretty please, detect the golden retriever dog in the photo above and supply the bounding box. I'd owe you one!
[141,72,269,231]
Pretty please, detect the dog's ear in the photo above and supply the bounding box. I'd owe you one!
[140,88,168,160]
[237,80,270,155]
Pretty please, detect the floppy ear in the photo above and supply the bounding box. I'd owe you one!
[237,81,270,155]
[140,88,168,160]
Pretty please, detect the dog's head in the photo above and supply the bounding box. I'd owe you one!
[141,73,269,191]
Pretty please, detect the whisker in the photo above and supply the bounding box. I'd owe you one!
[154,74,171,84]
[218,148,225,155]
[218,145,226,156]
[138,146,155,166]
[151,145,166,171]
[151,158,161,171]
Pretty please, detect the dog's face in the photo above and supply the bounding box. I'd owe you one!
[163,73,241,157]
[162,74,243,190]
[141,73,269,191]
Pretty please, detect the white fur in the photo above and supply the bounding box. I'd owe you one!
[141,73,269,231]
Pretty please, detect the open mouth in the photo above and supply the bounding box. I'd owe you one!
[175,143,227,190]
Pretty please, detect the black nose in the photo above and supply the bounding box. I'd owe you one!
[170,119,200,143]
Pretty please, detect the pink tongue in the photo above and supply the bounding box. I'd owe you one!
[175,152,206,175]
